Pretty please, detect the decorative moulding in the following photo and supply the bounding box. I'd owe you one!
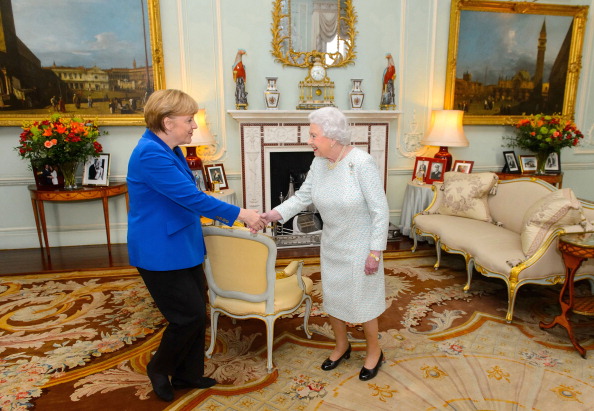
[227,110,401,123]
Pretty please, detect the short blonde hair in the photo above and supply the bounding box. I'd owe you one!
[144,89,199,133]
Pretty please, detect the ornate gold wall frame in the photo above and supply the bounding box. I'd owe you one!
[270,0,357,68]
[0,0,165,126]
[444,1,588,125]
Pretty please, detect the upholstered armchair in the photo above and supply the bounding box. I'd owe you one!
[202,226,313,372]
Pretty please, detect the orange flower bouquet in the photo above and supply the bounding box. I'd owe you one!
[15,114,106,188]
[505,114,583,173]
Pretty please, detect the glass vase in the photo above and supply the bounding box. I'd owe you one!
[61,162,79,190]
[534,151,551,175]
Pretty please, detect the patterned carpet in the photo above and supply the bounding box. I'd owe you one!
[1,251,594,410]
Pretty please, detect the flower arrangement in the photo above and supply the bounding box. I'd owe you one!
[506,113,583,153]
[15,113,105,169]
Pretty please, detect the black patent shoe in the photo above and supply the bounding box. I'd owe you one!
[147,361,174,402]
[171,376,217,390]
[359,351,384,381]
[321,343,352,371]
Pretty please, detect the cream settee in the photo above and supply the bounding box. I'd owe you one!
[411,173,594,322]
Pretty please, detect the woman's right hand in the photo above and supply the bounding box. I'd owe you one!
[261,209,282,224]
[238,208,266,232]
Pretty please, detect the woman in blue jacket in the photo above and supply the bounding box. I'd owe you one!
[127,89,264,402]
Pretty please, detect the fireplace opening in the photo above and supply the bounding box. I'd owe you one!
[269,151,324,247]
[270,151,314,210]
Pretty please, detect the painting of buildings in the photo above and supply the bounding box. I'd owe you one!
[453,11,574,117]
[0,0,156,117]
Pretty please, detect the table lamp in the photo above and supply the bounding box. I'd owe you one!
[420,110,468,171]
[183,109,216,170]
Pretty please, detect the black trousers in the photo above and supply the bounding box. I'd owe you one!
[138,264,207,380]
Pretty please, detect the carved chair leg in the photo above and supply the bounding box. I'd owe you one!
[206,309,220,358]
[434,239,442,270]
[464,259,475,293]
[505,284,519,323]
[265,317,275,373]
[303,295,312,339]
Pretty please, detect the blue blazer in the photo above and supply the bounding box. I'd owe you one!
[127,129,240,271]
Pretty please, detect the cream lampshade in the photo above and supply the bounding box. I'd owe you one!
[183,109,216,170]
[420,110,469,171]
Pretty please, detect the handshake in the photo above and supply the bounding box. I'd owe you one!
[238,209,282,233]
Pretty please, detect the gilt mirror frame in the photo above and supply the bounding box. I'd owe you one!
[271,0,358,68]
[444,0,588,125]
[0,0,165,127]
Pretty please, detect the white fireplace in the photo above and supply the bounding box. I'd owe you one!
[228,110,399,213]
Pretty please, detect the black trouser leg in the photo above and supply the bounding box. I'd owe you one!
[138,265,207,379]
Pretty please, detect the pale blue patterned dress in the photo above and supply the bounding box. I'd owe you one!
[274,148,389,323]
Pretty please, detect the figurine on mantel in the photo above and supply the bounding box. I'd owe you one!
[233,49,248,109]
[380,53,396,110]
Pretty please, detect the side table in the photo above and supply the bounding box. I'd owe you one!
[201,189,238,226]
[539,231,594,358]
[206,188,237,206]
[28,183,129,259]
[496,172,563,188]
[398,181,434,238]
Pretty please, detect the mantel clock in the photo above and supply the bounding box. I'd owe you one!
[297,56,335,110]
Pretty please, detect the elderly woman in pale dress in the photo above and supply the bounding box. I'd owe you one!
[262,107,389,381]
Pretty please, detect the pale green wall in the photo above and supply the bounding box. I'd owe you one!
[1,0,593,250]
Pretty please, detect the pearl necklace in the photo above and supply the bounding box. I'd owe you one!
[327,144,347,170]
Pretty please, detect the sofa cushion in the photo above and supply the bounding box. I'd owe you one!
[436,172,498,222]
[520,188,585,257]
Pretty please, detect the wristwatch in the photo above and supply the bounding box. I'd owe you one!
[369,252,380,262]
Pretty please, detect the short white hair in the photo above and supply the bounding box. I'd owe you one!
[308,107,351,145]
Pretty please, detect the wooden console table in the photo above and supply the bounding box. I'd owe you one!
[539,231,594,358]
[496,172,563,188]
[28,183,129,259]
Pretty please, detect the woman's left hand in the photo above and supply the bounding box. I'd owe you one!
[365,251,381,275]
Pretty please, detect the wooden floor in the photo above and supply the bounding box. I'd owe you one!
[0,236,426,276]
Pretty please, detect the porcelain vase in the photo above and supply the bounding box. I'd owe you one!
[349,79,364,109]
[264,77,280,110]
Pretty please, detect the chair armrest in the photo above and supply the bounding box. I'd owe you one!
[278,260,300,278]
[276,260,307,290]
[509,224,591,284]
[415,182,443,216]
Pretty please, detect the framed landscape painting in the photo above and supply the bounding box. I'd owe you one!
[0,0,165,126]
[519,155,537,173]
[444,1,588,125]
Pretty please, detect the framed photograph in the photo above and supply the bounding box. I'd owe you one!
[425,158,447,184]
[412,156,432,181]
[544,152,561,173]
[452,160,474,174]
[519,155,537,173]
[444,1,588,125]
[32,163,65,189]
[503,151,520,173]
[0,0,165,127]
[192,169,208,192]
[204,163,228,190]
[83,153,110,186]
